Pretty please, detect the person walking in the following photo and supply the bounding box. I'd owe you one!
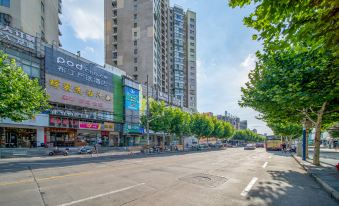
[282,142,287,153]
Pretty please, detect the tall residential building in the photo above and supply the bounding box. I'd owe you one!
[104,0,197,111]
[0,0,62,46]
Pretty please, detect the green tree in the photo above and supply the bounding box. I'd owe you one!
[191,114,214,142]
[211,117,224,139]
[223,121,235,139]
[229,0,339,56]
[240,49,338,165]
[0,52,49,121]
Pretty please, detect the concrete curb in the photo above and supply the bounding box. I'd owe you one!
[291,154,339,202]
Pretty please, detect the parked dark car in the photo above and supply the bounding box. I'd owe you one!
[255,143,265,148]
[244,143,256,150]
[48,148,68,156]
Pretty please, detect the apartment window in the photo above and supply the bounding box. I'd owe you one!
[113,60,117,65]
[134,57,137,63]
[190,36,195,40]
[134,66,138,72]
[133,75,138,81]
[112,52,117,59]
[190,49,195,53]
[112,1,117,8]
[134,40,137,46]
[41,1,45,13]
[41,30,45,40]
[113,27,117,33]
[113,19,117,25]
[134,23,137,28]
[134,14,137,20]
[113,10,117,17]
[0,0,10,7]
[190,42,194,46]
[113,35,117,42]
[134,49,138,54]
[134,32,137,37]
[113,44,117,50]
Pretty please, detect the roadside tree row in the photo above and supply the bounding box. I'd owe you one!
[141,101,236,144]
[230,0,339,165]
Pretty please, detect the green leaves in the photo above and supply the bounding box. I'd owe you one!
[0,51,50,122]
[142,101,237,140]
[232,129,265,142]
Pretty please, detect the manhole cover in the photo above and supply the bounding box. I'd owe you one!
[179,173,228,188]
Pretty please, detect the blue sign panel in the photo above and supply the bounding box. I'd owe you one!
[44,46,113,92]
[124,87,139,111]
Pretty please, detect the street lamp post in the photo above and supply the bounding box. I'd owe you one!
[146,75,150,147]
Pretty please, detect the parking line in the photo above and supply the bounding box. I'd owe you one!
[241,177,258,197]
[57,183,145,206]
[262,162,268,168]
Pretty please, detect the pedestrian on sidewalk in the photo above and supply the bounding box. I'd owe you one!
[282,142,287,153]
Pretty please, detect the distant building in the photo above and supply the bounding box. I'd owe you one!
[0,0,62,46]
[240,120,247,130]
[215,111,240,130]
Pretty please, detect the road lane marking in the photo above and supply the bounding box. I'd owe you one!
[57,183,145,206]
[241,177,258,197]
[262,162,268,168]
[268,156,272,159]
[0,171,91,187]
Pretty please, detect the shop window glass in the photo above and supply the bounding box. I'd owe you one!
[31,67,40,78]
[22,64,31,76]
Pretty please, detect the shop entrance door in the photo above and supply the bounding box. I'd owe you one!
[5,132,17,148]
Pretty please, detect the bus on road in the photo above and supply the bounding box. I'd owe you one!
[265,136,282,151]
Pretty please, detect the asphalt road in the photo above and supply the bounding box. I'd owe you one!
[0,148,337,206]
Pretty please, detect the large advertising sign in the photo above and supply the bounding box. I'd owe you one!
[45,46,113,92]
[125,87,139,111]
[0,24,36,50]
[46,74,114,112]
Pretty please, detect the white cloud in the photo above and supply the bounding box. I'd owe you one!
[62,0,104,41]
[197,54,272,135]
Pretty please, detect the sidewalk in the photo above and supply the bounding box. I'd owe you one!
[292,154,339,202]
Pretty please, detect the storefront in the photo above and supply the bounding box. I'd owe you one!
[0,114,49,148]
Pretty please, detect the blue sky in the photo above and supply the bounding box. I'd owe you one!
[60,0,272,135]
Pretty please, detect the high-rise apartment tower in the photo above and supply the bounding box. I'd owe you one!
[104,0,197,111]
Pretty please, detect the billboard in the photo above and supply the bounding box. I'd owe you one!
[0,24,36,50]
[124,87,139,111]
[46,74,113,112]
[45,46,113,92]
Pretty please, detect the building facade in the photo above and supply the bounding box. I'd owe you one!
[0,24,144,148]
[0,0,62,46]
[104,0,197,112]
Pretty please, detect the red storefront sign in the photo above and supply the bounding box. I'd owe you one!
[79,122,101,130]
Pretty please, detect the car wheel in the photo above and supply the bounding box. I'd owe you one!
[49,152,54,156]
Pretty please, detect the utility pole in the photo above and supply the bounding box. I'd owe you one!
[146,75,150,147]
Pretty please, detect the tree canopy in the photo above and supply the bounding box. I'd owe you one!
[0,52,50,121]
[230,0,339,165]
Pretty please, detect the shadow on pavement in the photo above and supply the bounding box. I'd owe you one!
[247,170,338,206]
[0,149,227,174]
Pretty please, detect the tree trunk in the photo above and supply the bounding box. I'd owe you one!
[313,102,327,166]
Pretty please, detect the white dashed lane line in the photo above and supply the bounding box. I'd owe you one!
[241,177,258,197]
[262,162,268,168]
